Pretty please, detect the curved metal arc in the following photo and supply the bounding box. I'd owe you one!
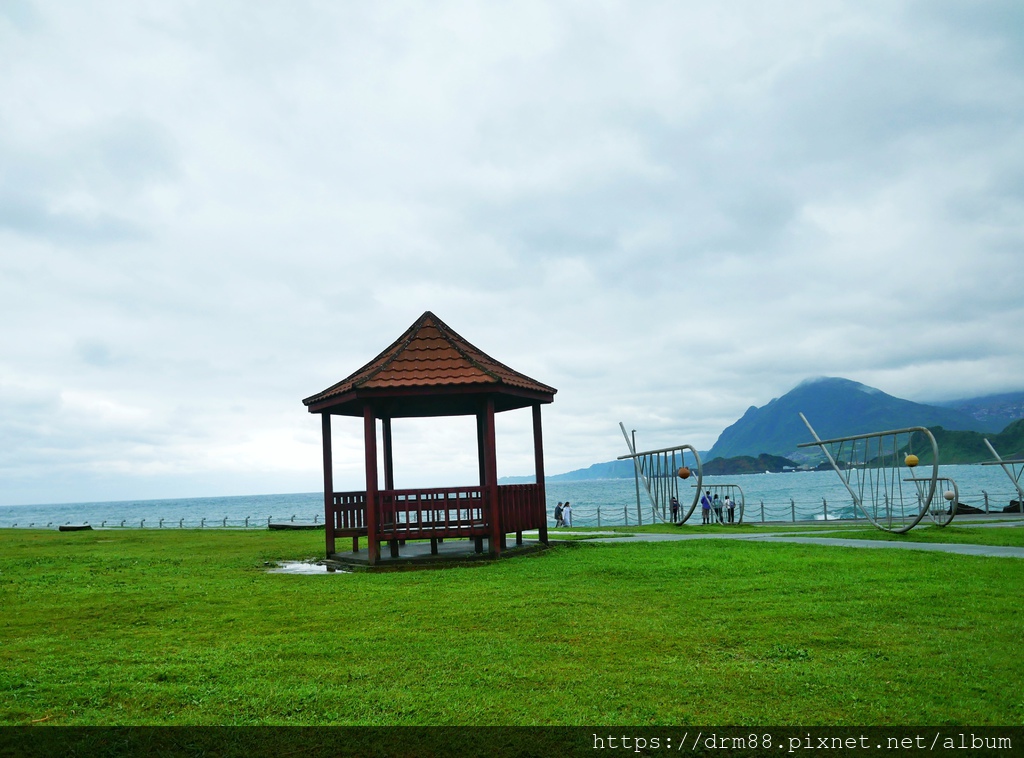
[719,482,745,525]
[678,447,703,524]
[912,429,940,531]
[941,478,959,526]
[691,482,746,525]
[797,424,941,447]
[617,423,702,524]
[645,444,703,524]
[799,413,938,534]
[910,476,957,527]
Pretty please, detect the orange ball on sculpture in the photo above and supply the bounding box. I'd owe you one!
[677,466,691,480]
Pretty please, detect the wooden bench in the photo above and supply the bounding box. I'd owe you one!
[331,517,491,557]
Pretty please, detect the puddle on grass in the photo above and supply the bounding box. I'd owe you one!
[266,561,351,575]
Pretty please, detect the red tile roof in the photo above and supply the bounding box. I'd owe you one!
[303,311,556,415]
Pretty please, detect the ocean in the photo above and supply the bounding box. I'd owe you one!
[2,463,1021,531]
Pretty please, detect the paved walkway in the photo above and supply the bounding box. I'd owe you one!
[744,533,1024,558]
[563,528,1024,559]
[320,520,1024,569]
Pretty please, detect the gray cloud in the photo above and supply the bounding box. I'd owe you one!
[0,115,177,243]
[1,1,1022,504]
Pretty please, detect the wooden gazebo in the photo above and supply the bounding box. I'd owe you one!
[302,311,556,565]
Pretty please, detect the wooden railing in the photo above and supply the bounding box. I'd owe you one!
[498,483,544,533]
[331,491,367,533]
[328,483,544,547]
[377,486,487,540]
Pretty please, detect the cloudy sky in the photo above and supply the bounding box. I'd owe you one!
[2,1,1022,506]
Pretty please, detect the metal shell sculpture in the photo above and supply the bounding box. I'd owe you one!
[798,413,941,534]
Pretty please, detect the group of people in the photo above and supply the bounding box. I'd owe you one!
[553,501,572,527]
[700,491,735,524]
[554,493,736,527]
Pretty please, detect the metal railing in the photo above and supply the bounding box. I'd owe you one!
[5,514,322,529]
[6,489,1022,530]
[545,489,1024,529]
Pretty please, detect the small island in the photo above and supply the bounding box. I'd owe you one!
[701,453,799,475]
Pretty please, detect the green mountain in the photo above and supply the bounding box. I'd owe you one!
[906,419,1024,465]
[707,377,1006,461]
[499,458,637,483]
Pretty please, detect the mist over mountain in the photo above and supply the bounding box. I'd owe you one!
[706,377,1008,461]
[933,392,1024,428]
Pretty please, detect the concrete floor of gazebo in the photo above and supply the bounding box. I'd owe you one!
[327,536,549,570]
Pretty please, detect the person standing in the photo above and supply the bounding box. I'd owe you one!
[670,495,680,523]
[554,502,563,528]
[713,493,723,523]
[725,495,735,523]
[562,501,572,528]
[700,491,712,524]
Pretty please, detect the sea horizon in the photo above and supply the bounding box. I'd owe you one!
[2,463,1021,530]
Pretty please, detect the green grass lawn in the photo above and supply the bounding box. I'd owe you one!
[1,528,1022,726]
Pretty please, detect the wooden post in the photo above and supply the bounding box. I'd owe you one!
[364,405,379,566]
[476,412,487,487]
[383,417,403,548]
[382,417,395,490]
[321,413,335,557]
[484,398,501,556]
[533,403,549,546]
